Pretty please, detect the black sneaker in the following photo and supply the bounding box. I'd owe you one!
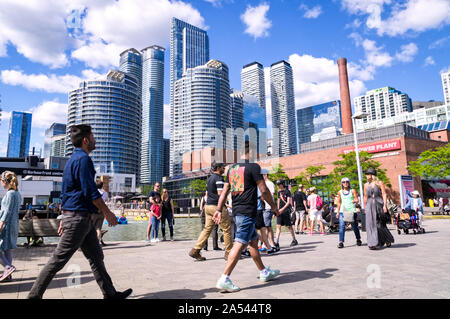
[274,242,280,251]
[104,288,133,299]
[290,239,298,247]
[295,231,300,235]
[338,242,344,249]
[267,247,277,255]
[356,239,362,246]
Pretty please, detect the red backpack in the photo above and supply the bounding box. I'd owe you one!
[316,195,323,210]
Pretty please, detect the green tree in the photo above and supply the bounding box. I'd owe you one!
[331,151,391,196]
[268,163,289,184]
[189,179,207,203]
[408,144,450,179]
[293,165,325,192]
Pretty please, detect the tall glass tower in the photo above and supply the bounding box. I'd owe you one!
[170,17,209,176]
[119,48,143,90]
[270,60,297,156]
[66,70,140,175]
[7,111,32,158]
[241,62,266,109]
[140,45,165,185]
[172,60,231,176]
[44,123,66,158]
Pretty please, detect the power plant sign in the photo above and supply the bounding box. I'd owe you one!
[341,139,401,154]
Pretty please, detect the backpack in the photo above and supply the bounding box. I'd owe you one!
[316,195,323,210]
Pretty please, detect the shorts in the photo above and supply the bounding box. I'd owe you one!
[277,210,292,226]
[309,209,321,222]
[263,209,273,227]
[295,210,306,220]
[234,215,259,245]
[255,210,264,230]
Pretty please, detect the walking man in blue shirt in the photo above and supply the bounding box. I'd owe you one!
[28,125,132,299]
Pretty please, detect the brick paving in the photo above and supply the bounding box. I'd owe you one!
[1,219,449,299]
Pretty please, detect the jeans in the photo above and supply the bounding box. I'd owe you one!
[151,216,160,239]
[160,213,173,238]
[234,215,258,245]
[28,214,116,298]
[0,250,13,269]
[339,213,361,243]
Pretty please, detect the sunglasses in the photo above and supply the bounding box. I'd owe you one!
[342,181,350,183]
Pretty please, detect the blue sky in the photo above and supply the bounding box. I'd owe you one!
[0,0,449,156]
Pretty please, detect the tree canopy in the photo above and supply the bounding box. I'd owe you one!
[408,144,450,179]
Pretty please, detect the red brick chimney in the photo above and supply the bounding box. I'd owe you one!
[338,58,353,134]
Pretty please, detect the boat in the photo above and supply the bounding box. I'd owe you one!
[134,215,149,221]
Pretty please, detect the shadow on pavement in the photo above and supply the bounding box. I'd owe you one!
[132,268,339,299]
[0,271,95,296]
[380,243,416,249]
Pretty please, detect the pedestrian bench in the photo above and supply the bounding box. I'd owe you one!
[19,219,60,237]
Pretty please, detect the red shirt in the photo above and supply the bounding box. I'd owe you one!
[151,204,161,218]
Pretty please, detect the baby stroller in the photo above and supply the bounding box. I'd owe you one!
[396,208,425,235]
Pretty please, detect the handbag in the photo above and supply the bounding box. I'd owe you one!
[342,205,355,223]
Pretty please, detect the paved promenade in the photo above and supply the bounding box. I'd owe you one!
[1,219,449,299]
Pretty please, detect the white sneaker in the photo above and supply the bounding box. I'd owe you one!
[259,267,280,282]
[150,238,156,243]
[155,238,160,242]
[216,278,240,293]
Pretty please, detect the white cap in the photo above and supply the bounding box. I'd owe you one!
[412,190,420,196]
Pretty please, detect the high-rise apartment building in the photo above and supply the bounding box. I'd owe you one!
[140,45,165,184]
[44,123,66,158]
[442,70,450,105]
[119,48,143,90]
[270,60,297,156]
[241,62,266,109]
[50,135,66,157]
[297,100,342,148]
[66,70,140,175]
[230,91,245,150]
[170,18,210,176]
[172,60,232,176]
[354,87,412,128]
[7,111,32,158]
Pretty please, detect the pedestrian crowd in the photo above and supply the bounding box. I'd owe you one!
[0,127,432,297]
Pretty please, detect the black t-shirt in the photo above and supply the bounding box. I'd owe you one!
[149,190,161,203]
[226,162,263,218]
[206,173,225,205]
[278,189,292,211]
[293,191,307,210]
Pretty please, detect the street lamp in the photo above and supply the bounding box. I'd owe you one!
[351,111,368,210]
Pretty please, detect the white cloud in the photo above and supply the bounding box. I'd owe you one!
[241,3,272,39]
[0,69,102,94]
[28,100,68,129]
[0,0,79,68]
[341,0,450,37]
[361,39,394,67]
[395,42,418,63]
[429,35,450,49]
[1,110,11,124]
[0,0,206,70]
[299,4,323,19]
[424,56,436,66]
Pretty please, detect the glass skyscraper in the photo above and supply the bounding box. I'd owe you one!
[270,60,297,156]
[172,60,232,176]
[66,70,140,175]
[7,111,32,158]
[230,90,267,155]
[140,45,165,185]
[119,48,143,90]
[296,100,342,149]
[44,123,66,158]
[170,17,209,176]
[241,62,266,110]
